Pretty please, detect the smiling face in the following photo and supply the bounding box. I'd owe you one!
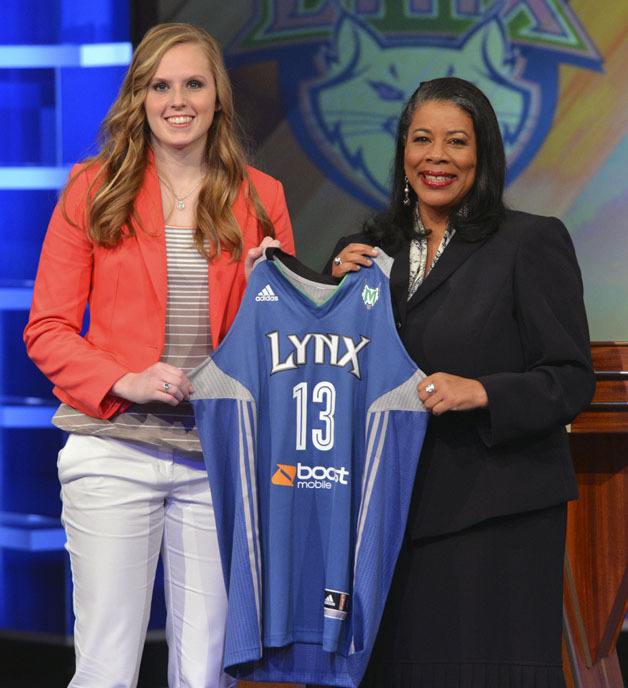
[144,42,218,156]
[404,99,477,222]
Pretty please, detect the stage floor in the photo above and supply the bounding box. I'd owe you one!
[1,632,626,687]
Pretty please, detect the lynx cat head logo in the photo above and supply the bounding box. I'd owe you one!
[362,283,379,309]
[231,1,602,207]
[303,13,534,204]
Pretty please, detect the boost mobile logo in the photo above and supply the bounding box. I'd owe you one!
[271,463,349,490]
[271,464,296,486]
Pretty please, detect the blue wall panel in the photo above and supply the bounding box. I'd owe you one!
[0,0,129,44]
[59,65,128,163]
[1,429,64,516]
[1,550,68,633]
[0,190,57,280]
[0,2,62,45]
[0,70,56,164]
[0,0,134,637]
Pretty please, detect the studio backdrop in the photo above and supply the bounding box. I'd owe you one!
[0,0,625,638]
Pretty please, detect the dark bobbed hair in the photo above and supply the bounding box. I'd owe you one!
[365,77,506,252]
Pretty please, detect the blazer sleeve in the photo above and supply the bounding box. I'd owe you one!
[477,217,595,446]
[23,165,130,418]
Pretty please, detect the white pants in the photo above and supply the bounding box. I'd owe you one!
[58,434,236,688]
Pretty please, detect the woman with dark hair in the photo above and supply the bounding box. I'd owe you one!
[24,23,293,688]
[326,77,594,686]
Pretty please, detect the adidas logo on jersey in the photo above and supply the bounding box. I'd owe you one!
[323,588,350,621]
[255,284,279,301]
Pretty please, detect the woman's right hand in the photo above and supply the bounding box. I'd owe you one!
[110,362,193,406]
[331,243,378,279]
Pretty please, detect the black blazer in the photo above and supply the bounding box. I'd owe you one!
[327,210,595,539]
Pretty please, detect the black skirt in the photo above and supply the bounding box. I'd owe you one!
[361,503,567,688]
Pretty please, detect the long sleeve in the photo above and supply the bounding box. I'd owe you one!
[23,165,130,418]
[477,217,595,446]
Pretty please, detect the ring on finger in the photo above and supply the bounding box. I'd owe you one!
[424,383,436,394]
[333,255,343,266]
[163,382,170,392]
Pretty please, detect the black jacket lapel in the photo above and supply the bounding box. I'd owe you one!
[407,234,489,309]
[389,240,410,325]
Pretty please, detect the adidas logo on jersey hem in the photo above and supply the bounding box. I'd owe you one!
[255,284,279,301]
[323,588,350,621]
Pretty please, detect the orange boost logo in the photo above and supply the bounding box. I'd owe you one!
[271,464,297,486]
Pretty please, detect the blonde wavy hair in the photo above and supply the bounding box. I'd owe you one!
[64,22,274,260]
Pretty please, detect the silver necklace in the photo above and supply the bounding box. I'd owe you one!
[158,174,203,210]
[408,206,455,299]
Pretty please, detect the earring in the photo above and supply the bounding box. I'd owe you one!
[455,202,470,220]
[403,177,411,206]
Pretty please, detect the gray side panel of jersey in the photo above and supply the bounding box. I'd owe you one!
[373,249,393,278]
[367,370,427,413]
[189,357,254,403]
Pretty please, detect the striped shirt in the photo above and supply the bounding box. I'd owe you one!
[52,226,212,453]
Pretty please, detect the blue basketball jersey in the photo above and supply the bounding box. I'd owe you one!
[190,249,428,687]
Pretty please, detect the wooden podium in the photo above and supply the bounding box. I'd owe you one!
[563,342,628,687]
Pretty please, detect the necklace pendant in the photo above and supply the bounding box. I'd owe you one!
[175,200,185,210]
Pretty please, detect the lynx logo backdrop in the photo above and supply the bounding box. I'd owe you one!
[229,1,601,208]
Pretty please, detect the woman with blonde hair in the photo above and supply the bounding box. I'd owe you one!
[24,22,294,687]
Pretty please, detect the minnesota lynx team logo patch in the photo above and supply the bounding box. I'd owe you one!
[229,1,601,207]
[362,283,379,309]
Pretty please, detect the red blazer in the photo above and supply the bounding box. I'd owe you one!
[24,158,295,419]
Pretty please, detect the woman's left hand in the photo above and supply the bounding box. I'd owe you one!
[418,372,488,416]
[245,236,282,279]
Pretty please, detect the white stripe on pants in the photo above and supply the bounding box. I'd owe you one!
[58,434,236,688]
